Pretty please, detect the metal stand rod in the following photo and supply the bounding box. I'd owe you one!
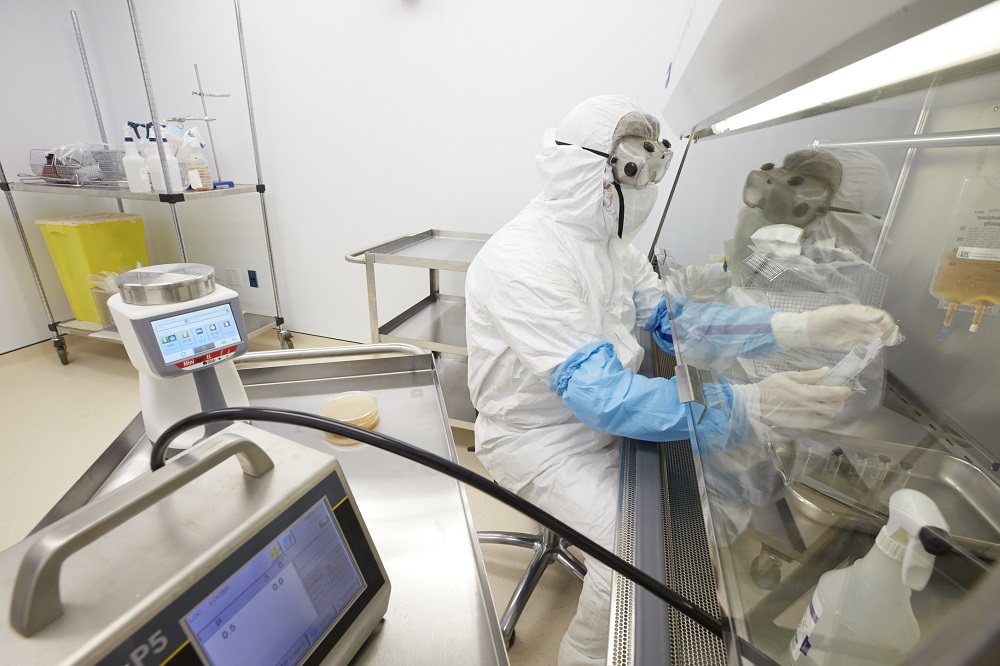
[647,133,693,262]
[812,126,1000,151]
[870,83,937,267]
[127,0,187,262]
[168,204,187,262]
[71,10,124,215]
[1,160,59,328]
[234,0,287,345]
[193,64,224,180]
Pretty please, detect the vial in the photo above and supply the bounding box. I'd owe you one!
[892,460,913,492]
[790,441,816,484]
[824,447,844,476]
[851,451,870,479]
[866,454,891,486]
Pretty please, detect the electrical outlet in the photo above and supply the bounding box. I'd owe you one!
[225,268,242,286]
[248,270,258,288]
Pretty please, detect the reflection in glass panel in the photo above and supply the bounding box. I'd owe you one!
[655,53,1000,665]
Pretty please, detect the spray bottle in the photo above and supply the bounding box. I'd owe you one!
[790,489,949,665]
[145,137,183,192]
[122,135,150,193]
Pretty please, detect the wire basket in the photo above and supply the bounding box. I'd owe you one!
[740,250,890,375]
[740,251,890,308]
[28,148,126,185]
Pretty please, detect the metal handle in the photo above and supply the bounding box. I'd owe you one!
[10,433,274,637]
[813,127,1000,150]
[344,232,418,264]
[236,343,427,367]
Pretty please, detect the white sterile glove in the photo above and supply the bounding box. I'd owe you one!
[771,304,898,351]
[731,368,852,439]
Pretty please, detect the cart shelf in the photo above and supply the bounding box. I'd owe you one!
[8,181,260,202]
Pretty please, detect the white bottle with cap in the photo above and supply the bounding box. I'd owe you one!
[146,137,167,191]
[122,136,150,193]
[789,489,949,665]
[146,137,183,192]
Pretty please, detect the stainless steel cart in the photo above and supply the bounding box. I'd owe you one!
[346,229,491,429]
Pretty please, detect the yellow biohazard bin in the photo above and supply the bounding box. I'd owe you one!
[35,212,149,323]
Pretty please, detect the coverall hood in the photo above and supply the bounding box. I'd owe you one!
[733,146,891,263]
[529,95,660,244]
[787,146,891,261]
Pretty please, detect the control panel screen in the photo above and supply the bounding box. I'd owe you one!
[151,303,243,366]
[182,498,366,666]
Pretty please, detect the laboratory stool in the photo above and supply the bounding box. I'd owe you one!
[478,525,587,647]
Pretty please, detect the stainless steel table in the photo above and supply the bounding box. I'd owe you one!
[30,345,509,665]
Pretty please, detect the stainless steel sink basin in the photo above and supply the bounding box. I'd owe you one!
[766,429,1000,559]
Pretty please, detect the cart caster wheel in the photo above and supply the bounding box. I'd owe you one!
[56,346,69,365]
[279,330,294,349]
[750,551,782,590]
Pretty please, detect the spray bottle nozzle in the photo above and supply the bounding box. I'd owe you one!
[885,489,950,591]
[918,526,954,557]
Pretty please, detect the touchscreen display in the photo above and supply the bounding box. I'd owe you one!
[182,498,366,666]
[151,303,243,366]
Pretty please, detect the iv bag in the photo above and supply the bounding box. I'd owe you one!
[929,177,1000,332]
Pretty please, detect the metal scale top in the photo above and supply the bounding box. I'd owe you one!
[115,263,216,306]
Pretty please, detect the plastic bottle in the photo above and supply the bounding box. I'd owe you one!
[790,489,949,665]
[122,136,150,193]
[146,137,183,192]
[161,138,184,191]
[146,137,167,191]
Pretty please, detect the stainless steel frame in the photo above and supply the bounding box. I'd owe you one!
[345,229,491,428]
[1,3,291,362]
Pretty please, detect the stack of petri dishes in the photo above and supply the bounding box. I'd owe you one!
[320,391,380,446]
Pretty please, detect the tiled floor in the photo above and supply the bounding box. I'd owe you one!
[0,331,577,664]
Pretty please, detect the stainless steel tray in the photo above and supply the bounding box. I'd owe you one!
[768,430,1000,559]
[345,229,491,270]
[31,345,508,665]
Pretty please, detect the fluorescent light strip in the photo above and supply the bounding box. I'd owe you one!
[712,1,1000,134]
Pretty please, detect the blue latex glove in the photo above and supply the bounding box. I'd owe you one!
[549,341,734,443]
[642,296,783,360]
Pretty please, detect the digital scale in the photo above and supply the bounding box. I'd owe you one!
[0,423,391,665]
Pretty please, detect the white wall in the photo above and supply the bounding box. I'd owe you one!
[1,0,697,352]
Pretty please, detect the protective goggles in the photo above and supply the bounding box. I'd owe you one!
[556,136,673,189]
[610,137,673,188]
[742,162,835,226]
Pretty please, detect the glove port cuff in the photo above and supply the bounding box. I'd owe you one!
[771,312,811,350]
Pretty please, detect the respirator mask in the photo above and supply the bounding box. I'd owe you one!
[609,136,673,189]
[555,107,673,238]
[742,162,835,227]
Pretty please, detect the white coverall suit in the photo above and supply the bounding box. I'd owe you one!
[465,96,888,664]
[465,96,675,665]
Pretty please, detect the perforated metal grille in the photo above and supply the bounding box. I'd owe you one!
[609,439,637,666]
[662,443,728,665]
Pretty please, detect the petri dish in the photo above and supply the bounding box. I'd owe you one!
[320,391,380,446]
